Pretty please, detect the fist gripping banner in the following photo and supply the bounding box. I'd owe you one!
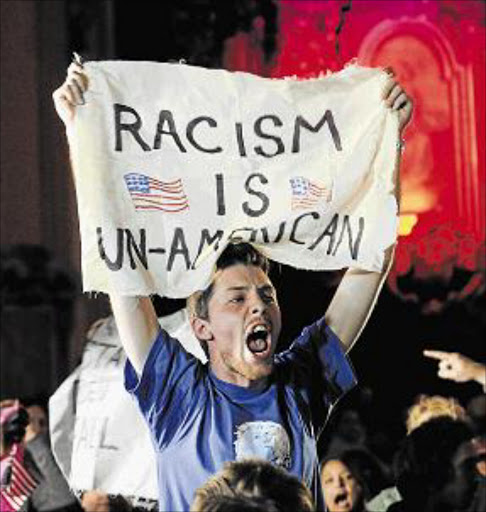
[70,61,400,297]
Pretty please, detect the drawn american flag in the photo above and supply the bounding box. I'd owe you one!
[0,444,39,511]
[124,173,189,212]
[289,176,332,210]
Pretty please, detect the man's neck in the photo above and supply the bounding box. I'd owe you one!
[210,364,269,391]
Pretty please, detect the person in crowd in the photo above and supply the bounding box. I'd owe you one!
[387,416,480,512]
[1,399,81,512]
[405,394,467,434]
[190,459,315,512]
[321,449,391,512]
[466,394,486,438]
[367,394,469,511]
[24,403,49,441]
[324,408,368,459]
[52,59,412,511]
[423,350,486,391]
[321,457,365,512]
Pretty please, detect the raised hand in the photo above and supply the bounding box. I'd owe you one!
[52,59,88,129]
[382,69,413,134]
[424,349,486,386]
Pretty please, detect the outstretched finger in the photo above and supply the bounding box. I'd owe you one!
[423,349,449,361]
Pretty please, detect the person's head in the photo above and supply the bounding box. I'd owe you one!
[26,404,49,434]
[394,417,476,509]
[188,243,281,388]
[321,456,364,512]
[406,394,467,434]
[333,408,367,444]
[0,399,29,456]
[191,459,315,512]
[191,493,279,512]
[466,394,486,436]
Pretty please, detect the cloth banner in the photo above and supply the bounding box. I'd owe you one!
[49,309,205,502]
[70,61,399,297]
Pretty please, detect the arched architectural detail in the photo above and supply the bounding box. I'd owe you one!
[358,17,482,238]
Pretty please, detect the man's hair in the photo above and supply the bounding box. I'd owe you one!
[192,494,279,512]
[187,243,270,356]
[190,459,315,512]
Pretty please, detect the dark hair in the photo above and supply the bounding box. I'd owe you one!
[191,459,315,512]
[394,417,473,501]
[321,448,391,501]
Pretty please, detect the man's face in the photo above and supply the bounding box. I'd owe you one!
[199,264,281,387]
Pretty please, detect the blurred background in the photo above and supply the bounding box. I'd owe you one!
[1,0,484,454]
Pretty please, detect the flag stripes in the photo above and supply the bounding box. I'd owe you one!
[124,173,189,213]
[1,445,38,512]
[290,176,332,210]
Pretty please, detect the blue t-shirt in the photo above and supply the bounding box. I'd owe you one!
[125,316,356,511]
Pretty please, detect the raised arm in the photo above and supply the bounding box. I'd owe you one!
[325,73,412,353]
[109,295,159,374]
[53,60,159,375]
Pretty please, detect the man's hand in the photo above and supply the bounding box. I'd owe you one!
[424,349,486,387]
[382,70,413,134]
[81,490,110,512]
[52,60,88,129]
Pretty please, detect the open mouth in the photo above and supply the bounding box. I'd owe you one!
[246,324,271,355]
[334,491,350,508]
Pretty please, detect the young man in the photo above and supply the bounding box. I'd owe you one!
[53,61,412,511]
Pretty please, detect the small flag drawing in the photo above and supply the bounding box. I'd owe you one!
[1,444,39,511]
[124,173,189,213]
[290,176,332,210]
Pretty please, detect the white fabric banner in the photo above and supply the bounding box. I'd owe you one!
[49,310,205,500]
[70,61,399,298]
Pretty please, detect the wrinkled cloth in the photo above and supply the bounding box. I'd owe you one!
[70,61,399,298]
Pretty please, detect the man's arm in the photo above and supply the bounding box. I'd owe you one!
[110,295,159,374]
[325,246,395,354]
[325,73,412,353]
[53,61,159,375]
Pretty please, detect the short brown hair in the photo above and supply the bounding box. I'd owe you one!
[191,459,315,512]
[187,243,270,357]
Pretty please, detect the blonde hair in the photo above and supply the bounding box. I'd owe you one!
[406,394,467,434]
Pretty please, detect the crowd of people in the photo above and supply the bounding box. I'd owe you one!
[1,375,485,511]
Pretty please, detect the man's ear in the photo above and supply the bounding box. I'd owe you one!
[191,316,214,342]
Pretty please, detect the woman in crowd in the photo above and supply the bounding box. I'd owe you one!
[321,449,391,512]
